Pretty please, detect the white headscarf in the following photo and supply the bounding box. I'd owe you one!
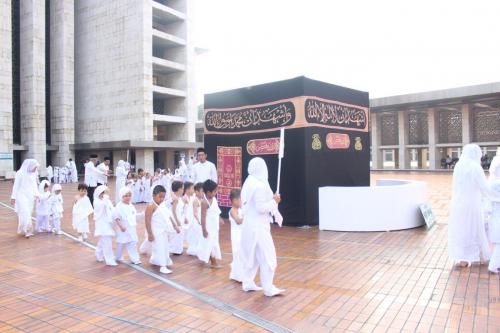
[94,185,108,200]
[117,160,125,168]
[18,159,39,176]
[119,186,132,200]
[38,180,50,193]
[52,183,62,193]
[452,144,484,195]
[489,156,500,181]
[241,157,272,207]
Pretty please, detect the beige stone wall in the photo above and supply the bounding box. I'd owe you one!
[75,0,153,144]
[20,0,46,173]
[50,0,75,166]
[0,0,13,177]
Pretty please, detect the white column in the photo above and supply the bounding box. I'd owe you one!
[427,108,440,170]
[50,0,75,166]
[397,111,410,169]
[461,103,471,144]
[370,113,382,169]
[135,149,154,173]
[0,0,14,177]
[20,0,46,172]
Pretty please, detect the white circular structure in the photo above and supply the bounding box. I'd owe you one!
[319,179,427,232]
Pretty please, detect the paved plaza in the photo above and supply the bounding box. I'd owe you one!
[0,172,498,333]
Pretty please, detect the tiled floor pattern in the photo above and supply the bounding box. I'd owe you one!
[0,172,498,332]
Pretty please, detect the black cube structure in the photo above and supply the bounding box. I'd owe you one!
[204,76,370,226]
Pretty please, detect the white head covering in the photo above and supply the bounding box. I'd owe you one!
[119,186,132,200]
[18,159,39,175]
[38,180,50,193]
[94,185,108,199]
[117,160,125,168]
[241,157,272,208]
[52,183,62,193]
[489,156,500,181]
[459,144,482,165]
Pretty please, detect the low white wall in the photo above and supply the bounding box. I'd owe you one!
[319,179,427,232]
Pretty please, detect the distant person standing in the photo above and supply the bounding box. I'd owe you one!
[192,148,217,184]
[66,158,79,183]
[84,154,107,206]
[97,157,111,186]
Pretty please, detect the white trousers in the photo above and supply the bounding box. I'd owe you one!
[242,244,276,293]
[489,243,500,272]
[36,215,50,232]
[52,217,61,232]
[116,241,140,264]
[96,236,117,265]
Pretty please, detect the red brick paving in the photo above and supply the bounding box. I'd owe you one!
[0,172,499,332]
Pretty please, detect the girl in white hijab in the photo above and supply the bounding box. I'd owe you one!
[115,160,128,203]
[239,157,285,297]
[94,185,117,266]
[10,159,40,238]
[487,156,500,273]
[113,186,141,265]
[35,180,52,233]
[448,144,492,267]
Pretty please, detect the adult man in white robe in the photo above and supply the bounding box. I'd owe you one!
[240,157,285,297]
[11,159,40,238]
[97,157,111,186]
[46,165,53,183]
[85,154,107,206]
[66,158,78,183]
[192,148,217,184]
[448,144,494,267]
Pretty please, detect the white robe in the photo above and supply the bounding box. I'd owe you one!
[149,202,175,267]
[115,162,128,203]
[94,197,115,237]
[72,196,93,233]
[229,208,244,282]
[186,196,202,256]
[113,202,138,244]
[11,160,40,235]
[448,144,491,263]
[169,195,186,254]
[197,196,222,263]
[46,166,53,183]
[66,161,78,183]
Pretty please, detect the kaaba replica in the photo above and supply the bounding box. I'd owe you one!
[204,76,370,226]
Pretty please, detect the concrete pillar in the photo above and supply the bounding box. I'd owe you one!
[397,111,410,169]
[185,0,197,143]
[0,0,14,177]
[50,0,74,166]
[20,0,46,173]
[135,149,154,173]
[370,113,383,169]
[461,103,471,145]
[427,108,440,170]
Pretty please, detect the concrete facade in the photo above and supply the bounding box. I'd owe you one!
[20,0,46,173]
[49,0,74,167]
[0,0,13,177]
[371,83,500,170]
[0,0,200,177]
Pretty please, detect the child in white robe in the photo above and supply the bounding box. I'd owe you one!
[94,185,117,266]
[134,169,145,203]
[197,180,222,267]
[72,184,94,241]
[229,189,244,282]
[49,184,64,234]
[145,185,180,274]
[36,180,52,233]
[186,182,202,256]
[114,186,141,264]
[144,172,152,203]
[488,157,500,273]
[170,181,186,254]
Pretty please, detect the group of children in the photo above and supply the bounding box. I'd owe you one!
[34,181,64,235]
[71,177,245,280]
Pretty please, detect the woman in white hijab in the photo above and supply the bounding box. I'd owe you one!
[10,159,40,238]
[487,156,500,272]
[448,144,492,266]
[239,157,285,297]
[115,160,128,203]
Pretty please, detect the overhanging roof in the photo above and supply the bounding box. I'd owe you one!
[370,82,500,110]
[71,140,202,151]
